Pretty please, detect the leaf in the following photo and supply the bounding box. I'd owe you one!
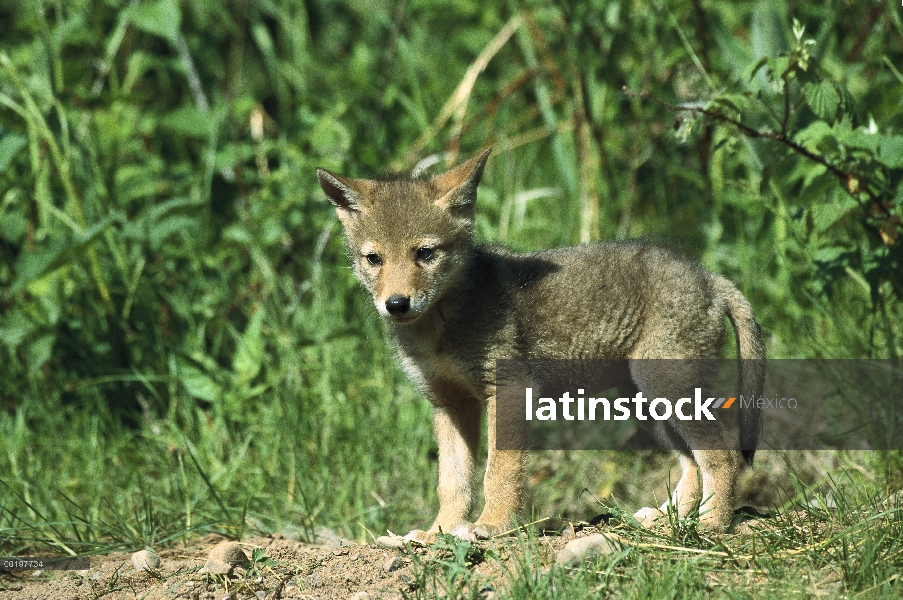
[0,310,36,347]
[149,215,197,250]
[836,84,856,120]
[746,56,769,82]
[233,309,265,385]
[114,164,163,205]
[766,56,790,85]
[879,135,903,169]
[0,133,27,172]
[794,121,836,152]
[813,245,852,264]
[0,210,28,244]
[804,80,840,123]
[811,195,855,233]
[161,105,212,138]
[179,363,221,403]
[127,0,181,44]
[222,224,253,245]
[842,131,881,153]
[707,93,751,116]
[26,334,55,376]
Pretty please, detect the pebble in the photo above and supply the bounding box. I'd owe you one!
[350,592,371,600]
[131,549,161,571]
[202,542,249,575]
[383,555,405,573]
[375,535,405,550]
[555,533,621,566]
[307,572,320,588]
[478,585,496,599]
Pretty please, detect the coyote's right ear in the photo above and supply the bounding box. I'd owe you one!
[316,168,364,213]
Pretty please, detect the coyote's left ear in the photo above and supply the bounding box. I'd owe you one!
[433,148,492,212]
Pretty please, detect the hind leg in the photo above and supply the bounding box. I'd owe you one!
[629,359,739,529]
[694,448,740,528]
[634,451,700,526]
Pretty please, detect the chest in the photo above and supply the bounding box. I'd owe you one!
[395,329,489,406]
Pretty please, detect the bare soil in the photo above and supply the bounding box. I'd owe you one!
[0,528,590,600]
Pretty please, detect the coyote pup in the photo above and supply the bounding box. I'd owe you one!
[317,149,765,540]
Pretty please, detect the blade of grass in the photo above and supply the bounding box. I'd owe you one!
[182,438,234,525]
[402,14,523,167]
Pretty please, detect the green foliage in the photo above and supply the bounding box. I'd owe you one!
[700,18,903,320]
[0,4,901,597]
[247,546,276,578]
[405,534,490,599]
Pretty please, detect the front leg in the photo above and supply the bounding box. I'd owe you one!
[471,394,525,539]
[421,402,482,537]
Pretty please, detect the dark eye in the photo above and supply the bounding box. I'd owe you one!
[416,247,434,261]
[366,253,382,266]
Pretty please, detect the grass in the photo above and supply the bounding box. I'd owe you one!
[378,477,903,599]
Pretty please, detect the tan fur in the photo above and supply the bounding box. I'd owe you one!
[317,149,766,539]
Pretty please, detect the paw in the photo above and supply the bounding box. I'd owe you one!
[450,523,493,542]
[403,529,434,543]
[698,512,731,531]
[375,529,432,549]
[633,506,665,528]
[404,524,482,543]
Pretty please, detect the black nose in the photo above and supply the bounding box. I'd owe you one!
[385,295,410,316]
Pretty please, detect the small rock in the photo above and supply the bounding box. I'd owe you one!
[202,542,249,575]
[255,591,266,599]
[131,549,161,571]
[375,535,405,550]
[384,556,405,573]
[350,592,370,600]
[555,533,621,566]
[479,585,496,599]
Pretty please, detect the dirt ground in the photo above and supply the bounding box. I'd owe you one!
[0,526,601,600]
[0,451,844,599]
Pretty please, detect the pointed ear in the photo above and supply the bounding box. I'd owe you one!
[433,148,492,211]
[316,168,365,212]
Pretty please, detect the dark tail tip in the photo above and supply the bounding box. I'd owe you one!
[742,447,756,467]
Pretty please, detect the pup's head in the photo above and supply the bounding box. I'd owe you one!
[317,149,491,324]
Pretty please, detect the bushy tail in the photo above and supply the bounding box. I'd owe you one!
[713,276,766,466]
